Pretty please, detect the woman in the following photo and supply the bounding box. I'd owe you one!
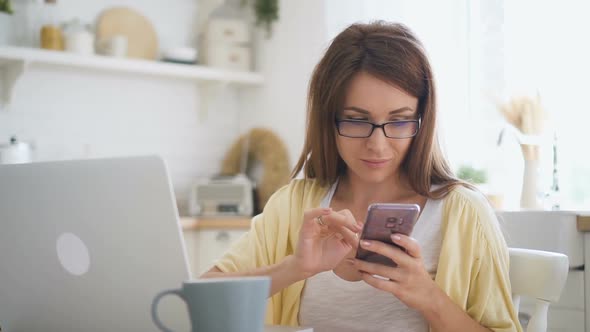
[203,21,522,332]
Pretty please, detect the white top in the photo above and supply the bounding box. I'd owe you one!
[298,182,444,332]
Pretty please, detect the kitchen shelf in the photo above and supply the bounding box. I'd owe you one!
[0,46,264,111]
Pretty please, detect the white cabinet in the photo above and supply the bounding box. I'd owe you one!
[182,230,200,278]
[195,229,247,275]
[518,271,585,331]
[180,218,249,278]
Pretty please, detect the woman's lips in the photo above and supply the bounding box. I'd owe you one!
[361,159,390,168]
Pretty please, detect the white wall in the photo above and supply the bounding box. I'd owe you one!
[1,0,245,214]
[1,0,329,213]
[239,0,327,168]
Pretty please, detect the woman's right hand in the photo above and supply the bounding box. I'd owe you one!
[293,208,362,278]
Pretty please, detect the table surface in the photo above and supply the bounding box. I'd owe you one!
[265,326,313,332]
[181,214,590,232]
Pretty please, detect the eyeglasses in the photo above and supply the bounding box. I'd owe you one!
[335,118,421,139]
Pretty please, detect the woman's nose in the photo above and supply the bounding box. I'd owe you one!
[365,126,389,151]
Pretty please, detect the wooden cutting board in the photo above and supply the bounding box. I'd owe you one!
[96,7,159,60]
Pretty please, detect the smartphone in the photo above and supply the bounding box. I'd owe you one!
[355,203,421,267]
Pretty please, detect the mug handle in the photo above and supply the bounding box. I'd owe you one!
[151,288,185,332]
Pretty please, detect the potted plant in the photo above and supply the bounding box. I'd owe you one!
[254,0,278,37]
[0,0,14,46]
[0,0,13,14]
[240,0,278,37]
[457,165,488,186]
[457,164,505,209]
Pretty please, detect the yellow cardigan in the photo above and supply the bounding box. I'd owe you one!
[215,179,522,332]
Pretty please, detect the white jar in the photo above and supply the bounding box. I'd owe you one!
[0,136,33,164]
[63,19,95,55]
[65,31,94,55]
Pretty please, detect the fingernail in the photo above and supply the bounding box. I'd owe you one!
[346,258,355,264]
[361,240,371,247]
[391,234,401,241]
[354,224,362,232]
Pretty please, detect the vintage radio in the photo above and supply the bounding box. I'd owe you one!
[188,174,253,217]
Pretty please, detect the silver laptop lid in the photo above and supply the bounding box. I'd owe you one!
[0,155,191,331]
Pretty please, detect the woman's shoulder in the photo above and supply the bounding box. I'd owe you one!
[444,185,490,213]
[441,185,503,242]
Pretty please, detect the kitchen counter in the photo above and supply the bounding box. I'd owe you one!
[576,215,590,231]
[180,217,251,231]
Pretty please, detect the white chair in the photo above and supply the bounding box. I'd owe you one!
[509,248,569,332]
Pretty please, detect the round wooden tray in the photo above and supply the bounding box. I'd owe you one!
[96,7,159,60]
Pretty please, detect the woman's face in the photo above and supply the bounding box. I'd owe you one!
[335,71,419,185]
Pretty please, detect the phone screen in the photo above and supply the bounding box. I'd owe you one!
[355,203,420,267]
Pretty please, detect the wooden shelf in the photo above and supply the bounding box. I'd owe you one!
[180,217,251,230]
[0,46,264,111]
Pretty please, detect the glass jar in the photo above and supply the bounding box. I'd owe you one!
[39,0,63,50]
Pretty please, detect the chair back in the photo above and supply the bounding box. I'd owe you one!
[509,248,569,332]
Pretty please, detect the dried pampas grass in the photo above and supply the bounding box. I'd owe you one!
[498,95,546,160]
[221,128,291,210]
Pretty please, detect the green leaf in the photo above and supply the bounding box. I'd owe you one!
[0,0,14,14]
[254,0,278,37]
[457,165,487,184]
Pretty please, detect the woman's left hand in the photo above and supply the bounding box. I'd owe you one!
[352,234,438,313]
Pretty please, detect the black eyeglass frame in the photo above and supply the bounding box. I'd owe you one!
[334,117,422,139]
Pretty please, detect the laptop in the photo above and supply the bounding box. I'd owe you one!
[0,155,192,331]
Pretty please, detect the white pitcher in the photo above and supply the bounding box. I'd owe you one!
[0,136,33,164]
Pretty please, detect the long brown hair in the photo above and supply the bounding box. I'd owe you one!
[292,21,468,199]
